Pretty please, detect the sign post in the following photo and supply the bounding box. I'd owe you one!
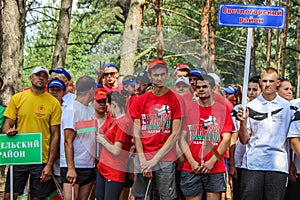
[218,4,286,111]
[0,133,42,200]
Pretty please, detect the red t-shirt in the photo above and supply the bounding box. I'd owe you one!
[131,90,183,161]
[103,83,123,93]
[182,100,233,173]
[97,116,133,182]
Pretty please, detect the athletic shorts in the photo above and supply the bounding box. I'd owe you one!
[132,160,177,200]
[180,171,226,196]
[5,164,54,198]
[60,167,96,186]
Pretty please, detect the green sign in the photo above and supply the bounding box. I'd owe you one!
[0,133,42,165]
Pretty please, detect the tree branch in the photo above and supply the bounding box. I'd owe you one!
[160,7,201,26]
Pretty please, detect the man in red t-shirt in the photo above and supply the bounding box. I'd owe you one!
[180,74,233,200]
[131,58,183,200]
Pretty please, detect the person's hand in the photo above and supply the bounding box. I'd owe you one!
[66,168,77,185]
[140,158,158,173]
[40,164,52,182]
[190,160,201,174]
[96,133,105,145]
[228,162,237,179]
[200,157,216,174]
[143,171,153,179]
[289,162,298,182]
[6,128,18,136]
[237,107,248,124]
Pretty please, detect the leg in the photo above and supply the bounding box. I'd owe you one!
[185,194,203,200]
[63,183,79,200]
[29,164,54,199]
[284,174,300,200]
[103,179,123,200]
[264,171,288,200]
[4,165,29,200]
[205,173,225,200]
[155,162,177,200]
[96,171,106,200]
[239,169,264,200]
[206,192,221,200]
[78,182,94,200]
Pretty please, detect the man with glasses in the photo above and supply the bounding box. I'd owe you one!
[3,66,61,200]
[102,64,122,93]
[180,74,233,200]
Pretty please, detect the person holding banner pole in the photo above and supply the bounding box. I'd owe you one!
[237,67,293,200]
[131,59,183,200]
[95,91,133,200]
[179,75,233,200]
[59,76,97,200]
[2,66,62,200]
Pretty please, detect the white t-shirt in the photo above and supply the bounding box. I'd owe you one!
[231,104,246,168]
[241,94,292,173]
[288,98,300,173]
[60,100,96,168]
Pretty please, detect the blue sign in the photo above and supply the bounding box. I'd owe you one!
[218,4,286,29]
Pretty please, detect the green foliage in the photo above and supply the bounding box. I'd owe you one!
[23,0,299,95]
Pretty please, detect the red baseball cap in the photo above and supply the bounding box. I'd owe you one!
[148,58,167,70]
[175,63,190,71]
[94,88,107,100]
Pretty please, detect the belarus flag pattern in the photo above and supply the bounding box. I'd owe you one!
[75,119,98,134]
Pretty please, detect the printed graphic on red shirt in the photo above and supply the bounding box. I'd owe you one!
[188,115,220,161]
[141,104,172,134]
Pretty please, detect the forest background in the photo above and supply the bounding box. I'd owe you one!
[0,0,299,104]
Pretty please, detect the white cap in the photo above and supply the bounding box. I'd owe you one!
[31,66,49,76]
[175,77,189,86]
[208,73,220,86]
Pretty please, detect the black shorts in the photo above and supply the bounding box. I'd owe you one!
[60,167,96,186]
[180,171,226,196]
[5,164,54,198]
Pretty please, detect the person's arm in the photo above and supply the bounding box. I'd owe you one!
[96,134,123,156]
[237,107,250,144]
[64,128,77,185]
[179,130,201,174]
[201,132,231,174]
[291,137,300,158]
[40,124,60,182]
[141,118,182,171]
[2,118,18,136]
[228,132,237,178]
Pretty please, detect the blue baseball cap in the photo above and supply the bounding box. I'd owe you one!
[48,79,66,91]
[103,63,119,72]
[224,86,237,95]
[187,68,206,77]
[123,77,136,87]
[49,67,71,81]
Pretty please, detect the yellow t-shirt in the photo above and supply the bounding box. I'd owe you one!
[4,90,62,163]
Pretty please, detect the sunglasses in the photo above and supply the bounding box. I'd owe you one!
[104,72,117,77]
[195,85,208,89]
[96,99,106,104]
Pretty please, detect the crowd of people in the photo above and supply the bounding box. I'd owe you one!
[1,59,300,200]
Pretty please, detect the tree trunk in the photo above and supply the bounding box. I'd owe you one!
[296,7,300,98]
[155,0,164,59]
[201,0,210,72]
[266,28,272,68]
[51,0,73,69]
[209,0,216,72]
[119,0,144,76]
[281,0,290,77]
[0,0,25,105]
[266,0,272,68]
